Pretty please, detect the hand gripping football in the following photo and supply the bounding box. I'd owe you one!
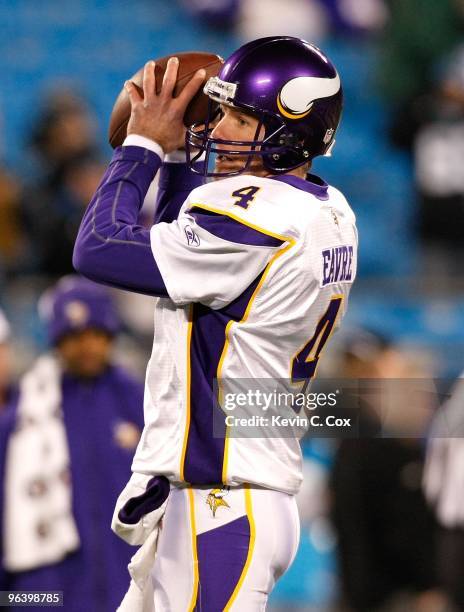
[108,51,224,148]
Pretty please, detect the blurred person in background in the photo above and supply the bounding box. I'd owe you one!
[330,330,444,612]
[424,375,464,612]
[0,164,27,279]
[390,43,464,275]
[380,0,464,106]
[0,309,15,414]
[23,151,107,277]
[28,88,98,181]
[193,0,388,43]
[21,89,104,277]
[0,276,144,612]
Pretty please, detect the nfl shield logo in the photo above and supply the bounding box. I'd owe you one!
[184,225,200,247]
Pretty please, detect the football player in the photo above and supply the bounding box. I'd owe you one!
[73,36,358,611]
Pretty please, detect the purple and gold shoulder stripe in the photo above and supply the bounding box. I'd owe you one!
[187,205,285,248]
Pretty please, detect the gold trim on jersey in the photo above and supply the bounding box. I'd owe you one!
[180,304,194,482]
[184,202,297,485]
[218,236,296,483]
[188,202,294,244]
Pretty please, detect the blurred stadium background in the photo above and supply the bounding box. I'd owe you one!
[1,1,464,610]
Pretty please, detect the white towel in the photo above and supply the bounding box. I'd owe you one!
[3,355,80,571]
[117,528,159,612]
[113,473,169,612]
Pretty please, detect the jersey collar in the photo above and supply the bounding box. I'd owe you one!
[270,173,329,201]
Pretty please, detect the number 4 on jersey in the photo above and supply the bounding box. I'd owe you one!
[232,186,260,209]
[291,296,344,385]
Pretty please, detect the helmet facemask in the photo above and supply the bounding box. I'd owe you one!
[185,78,312,177]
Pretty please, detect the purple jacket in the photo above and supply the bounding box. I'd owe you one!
[0,366,144,612]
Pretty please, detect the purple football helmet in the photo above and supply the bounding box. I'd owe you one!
[186,36,343,177]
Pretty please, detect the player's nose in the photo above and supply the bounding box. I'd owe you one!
[211,122,222,140]
[211,116,227,140]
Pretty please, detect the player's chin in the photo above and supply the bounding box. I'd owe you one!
[214,155,244,174]
[214,154,263,175]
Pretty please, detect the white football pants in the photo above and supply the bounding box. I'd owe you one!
[150,484,299,611]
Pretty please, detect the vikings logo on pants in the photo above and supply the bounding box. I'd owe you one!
[206,487,230,517]
[150,484,300,611]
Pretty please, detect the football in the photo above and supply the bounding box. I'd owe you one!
[108,51,224,148]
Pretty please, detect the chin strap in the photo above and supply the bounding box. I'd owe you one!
[324,139,336,157]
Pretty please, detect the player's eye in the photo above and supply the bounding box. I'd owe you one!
[237,116,249,127]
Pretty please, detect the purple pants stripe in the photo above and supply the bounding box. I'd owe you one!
[193,515,251,611]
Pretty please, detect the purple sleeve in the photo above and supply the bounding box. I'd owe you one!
[154,161,205,224]
[73,145,169,296]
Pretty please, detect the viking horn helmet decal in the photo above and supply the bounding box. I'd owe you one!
[277,73,341,119]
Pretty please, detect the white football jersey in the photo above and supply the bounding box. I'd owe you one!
[132,173,357,495]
